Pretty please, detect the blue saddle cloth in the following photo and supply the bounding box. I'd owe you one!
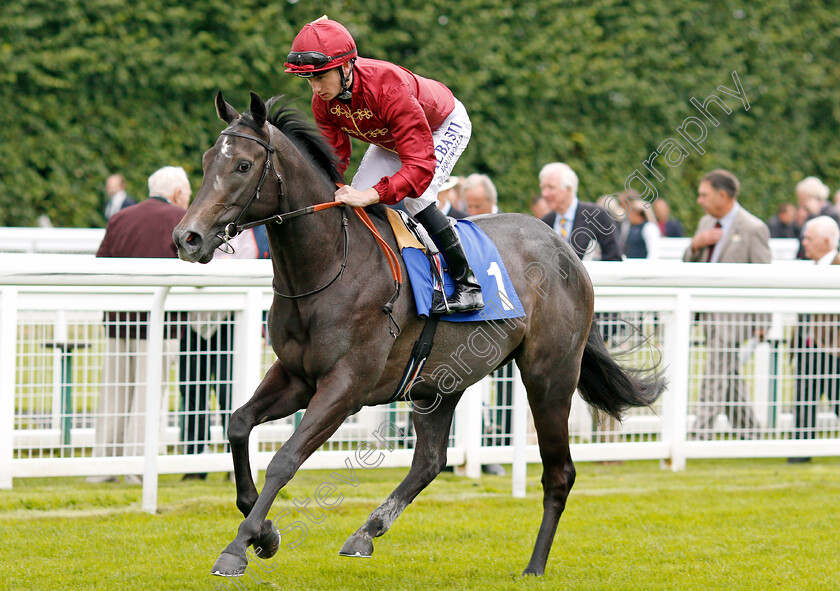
[401,219,525,322]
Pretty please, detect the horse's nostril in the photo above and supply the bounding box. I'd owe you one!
[186,232,198,245]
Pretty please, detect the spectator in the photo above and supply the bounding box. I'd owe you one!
[596,193,630,256]
[767,203,800,239]
[588,193,630,441]
[684,169,771,440]
[462,173,499,215]
[452,172,507,475]
[530,195,550,218]
[796,204,809,230]
[539,162,622,261]
[88,166,190,484]
[437,176,467,219]
[542,164,622,444]
[797,176,839,224]
[624,199,661,259]
[796,176,840,258]
[788,216,840,463]
[178,226,270,480]
[103,173,137,222]
[834,189,840,210]
[652,197,684,237]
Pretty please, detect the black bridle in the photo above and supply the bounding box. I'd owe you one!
[218,127,349,300]
[218,128,284,240]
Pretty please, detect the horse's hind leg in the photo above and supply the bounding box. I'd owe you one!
[521,372,578,576]
[339,393,462,558]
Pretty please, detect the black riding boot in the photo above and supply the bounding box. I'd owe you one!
[415,204,484,315]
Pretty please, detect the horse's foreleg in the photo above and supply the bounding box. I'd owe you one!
[229,361,310,518]
[339,393,461,558]
[212,382,357,577]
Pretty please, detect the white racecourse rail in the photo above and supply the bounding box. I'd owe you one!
[1,254,839,512]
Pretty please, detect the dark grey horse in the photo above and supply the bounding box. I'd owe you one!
[173,92,665,578]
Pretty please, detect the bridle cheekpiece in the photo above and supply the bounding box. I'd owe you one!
[219,127,284,243]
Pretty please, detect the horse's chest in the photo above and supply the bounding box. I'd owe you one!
[276,333,344,378]
[276,339,309,375]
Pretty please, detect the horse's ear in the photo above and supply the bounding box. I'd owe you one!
[215,91,239,124]
[250,91,267,129]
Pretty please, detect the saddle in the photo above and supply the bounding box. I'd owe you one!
[384,209,448,312]
[383,208,526,402]
[385,208,436,254]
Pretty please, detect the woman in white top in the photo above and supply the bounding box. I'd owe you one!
[624,199,661,259]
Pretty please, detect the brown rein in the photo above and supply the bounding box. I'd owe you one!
[311,192,403,336]
[268,196,402,288]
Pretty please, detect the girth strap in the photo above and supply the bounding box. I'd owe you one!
[388,314,441,403]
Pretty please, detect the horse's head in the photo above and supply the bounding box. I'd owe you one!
[174,91,285,263]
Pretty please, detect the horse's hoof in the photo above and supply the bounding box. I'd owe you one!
[338,534,374,558]
[252,520,281,559]
[211,550,248,577]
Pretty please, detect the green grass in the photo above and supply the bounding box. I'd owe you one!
[1,458,838,591]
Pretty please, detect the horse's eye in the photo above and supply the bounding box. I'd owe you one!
[237,161,252,173]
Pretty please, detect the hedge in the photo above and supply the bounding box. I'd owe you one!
[1,0,838,231]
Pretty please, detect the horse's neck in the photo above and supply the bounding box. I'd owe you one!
[266,186,346,295]
[267,202,396,305]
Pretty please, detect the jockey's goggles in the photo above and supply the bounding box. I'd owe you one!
[285,49,356,76]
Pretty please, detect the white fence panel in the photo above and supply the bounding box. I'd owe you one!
[0,228,801,261]
[0,228,105,254]
[2,254,840,510]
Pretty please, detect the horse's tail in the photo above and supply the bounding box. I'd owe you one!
[576,318,667,421]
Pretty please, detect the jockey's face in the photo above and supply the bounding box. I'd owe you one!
[307,68,342,101]
[306,63,351,101]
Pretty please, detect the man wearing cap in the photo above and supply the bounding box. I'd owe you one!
[284,17,482,314]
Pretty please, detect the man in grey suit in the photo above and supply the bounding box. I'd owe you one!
[685,169,771,440]
[684,170,771,264]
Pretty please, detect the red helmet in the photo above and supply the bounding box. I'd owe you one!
[284,18,358,77]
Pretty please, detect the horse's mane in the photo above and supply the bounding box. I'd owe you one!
[266,96,344,185]
[240,95,387,221]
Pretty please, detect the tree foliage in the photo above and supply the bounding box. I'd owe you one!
[1,0,838,230]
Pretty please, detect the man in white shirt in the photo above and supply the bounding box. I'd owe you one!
[462,173,499,216]
[539,162,622,261]
[103,174,137,221]
[801,215,840,265]
[790,215,840,462]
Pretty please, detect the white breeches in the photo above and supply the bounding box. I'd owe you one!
[351,98,472,216]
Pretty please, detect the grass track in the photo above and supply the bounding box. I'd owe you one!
[1,458,838,590]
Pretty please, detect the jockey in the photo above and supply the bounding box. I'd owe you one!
[284,16,484,315]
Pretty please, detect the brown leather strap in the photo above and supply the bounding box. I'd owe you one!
[331,184,402,285]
